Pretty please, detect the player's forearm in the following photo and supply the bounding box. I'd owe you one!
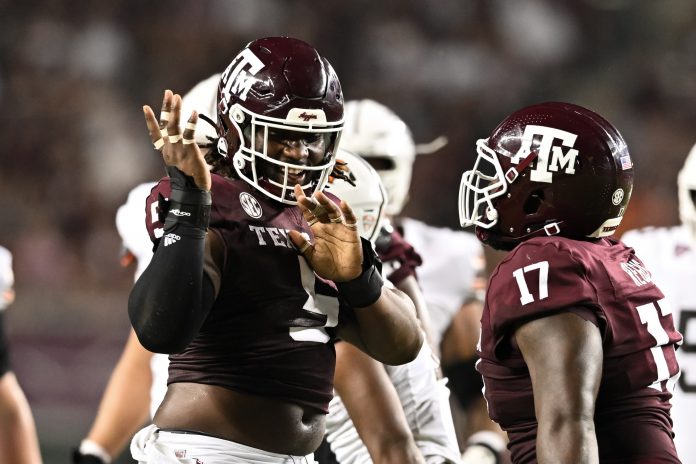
[128,232,209,353]
[334,238,423,365]
[334,342,423,464]
[129,172,213,353]
[537,418,598,464]
[0,373,42,464]
[86,345,153,456]
[396,276,437,357]
[371,442,425,464]
[353,288,423,365]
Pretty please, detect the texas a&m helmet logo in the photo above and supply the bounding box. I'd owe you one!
[510,125,579,183]
[220,48,265,105]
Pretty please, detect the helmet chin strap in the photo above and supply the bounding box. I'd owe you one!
[479,148,541,243]
[504,149,539,184]
[477,221,564,251]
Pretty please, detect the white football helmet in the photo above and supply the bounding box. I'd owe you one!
[341,100,416,216]
[180,73,220,147]
[115,182,157,280]
[0,246,14,310]
[327,149,388,243]
[678,142,696,248]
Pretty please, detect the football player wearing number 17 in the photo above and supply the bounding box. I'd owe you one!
[459,102,682,463]
[621,143,696,464]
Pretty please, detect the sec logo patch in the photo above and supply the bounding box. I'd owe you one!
[240,192,262,218]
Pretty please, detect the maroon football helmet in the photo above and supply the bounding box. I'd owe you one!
[215,36,344,204]
[459,102,634,250]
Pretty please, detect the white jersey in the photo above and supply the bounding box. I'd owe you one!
[116,182,170,418]
[0,246,14,311]
[621,225,696,463]
[324,219,470,463]
[399,217,484,349]
[325,338,462,464]
[116,182,157,280]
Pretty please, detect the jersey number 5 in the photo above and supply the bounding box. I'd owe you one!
[290,256,339,343]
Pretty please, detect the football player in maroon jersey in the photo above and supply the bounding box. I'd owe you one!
[128,37,423,463]
[459,102,682,463]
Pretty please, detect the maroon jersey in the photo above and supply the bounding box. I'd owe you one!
[145,174,352,413]
[478,236,682,463]
[375,225,423,286]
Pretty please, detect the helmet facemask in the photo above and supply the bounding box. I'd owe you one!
[459,139,509,230]
[224,103,342,204]
[678,144,696,249]
[215,36,344,205]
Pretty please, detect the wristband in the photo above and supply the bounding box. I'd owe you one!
[336,237,384,308]
[162,167,212,231]
[169,187,212,206]
[461,430,506,464]
[164,194,211,232]
[461,444,498,464]
[76,439,111,464]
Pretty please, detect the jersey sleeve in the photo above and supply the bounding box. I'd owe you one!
[376,228,423,286]
[144,177,172,245]
[486,239,600,352]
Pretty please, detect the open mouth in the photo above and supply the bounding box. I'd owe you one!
[285,166,306,185]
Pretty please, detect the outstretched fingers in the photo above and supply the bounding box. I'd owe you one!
[288,230,314,259]
[182,111,199,146]
[293,185,358,231]
[145,89,174,157]
[144,105,163,149]
[340,200,359,231]
[143,89,211,191]
[166,93,182,144]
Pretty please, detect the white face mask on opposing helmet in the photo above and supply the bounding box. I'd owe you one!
[326,149,388,243]
[678,143,696,249]
[341,100,416,216]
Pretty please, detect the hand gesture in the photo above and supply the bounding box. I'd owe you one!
[289,185,363,282]
[143,89,211,191]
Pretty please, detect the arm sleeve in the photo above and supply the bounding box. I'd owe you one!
[128,174,216,354]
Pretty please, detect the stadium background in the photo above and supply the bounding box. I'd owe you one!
[1,1,695,461]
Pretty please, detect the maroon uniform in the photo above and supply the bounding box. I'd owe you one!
[145,173,352,413]
[478,236,682,463]
[375,225,423,286]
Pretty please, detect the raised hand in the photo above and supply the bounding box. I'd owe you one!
[143,89,211,191]
[289,184,363,282]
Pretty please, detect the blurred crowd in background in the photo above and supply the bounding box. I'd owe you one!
[1,0,695,461]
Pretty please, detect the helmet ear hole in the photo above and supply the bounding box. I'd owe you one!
[523,190,544,215]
